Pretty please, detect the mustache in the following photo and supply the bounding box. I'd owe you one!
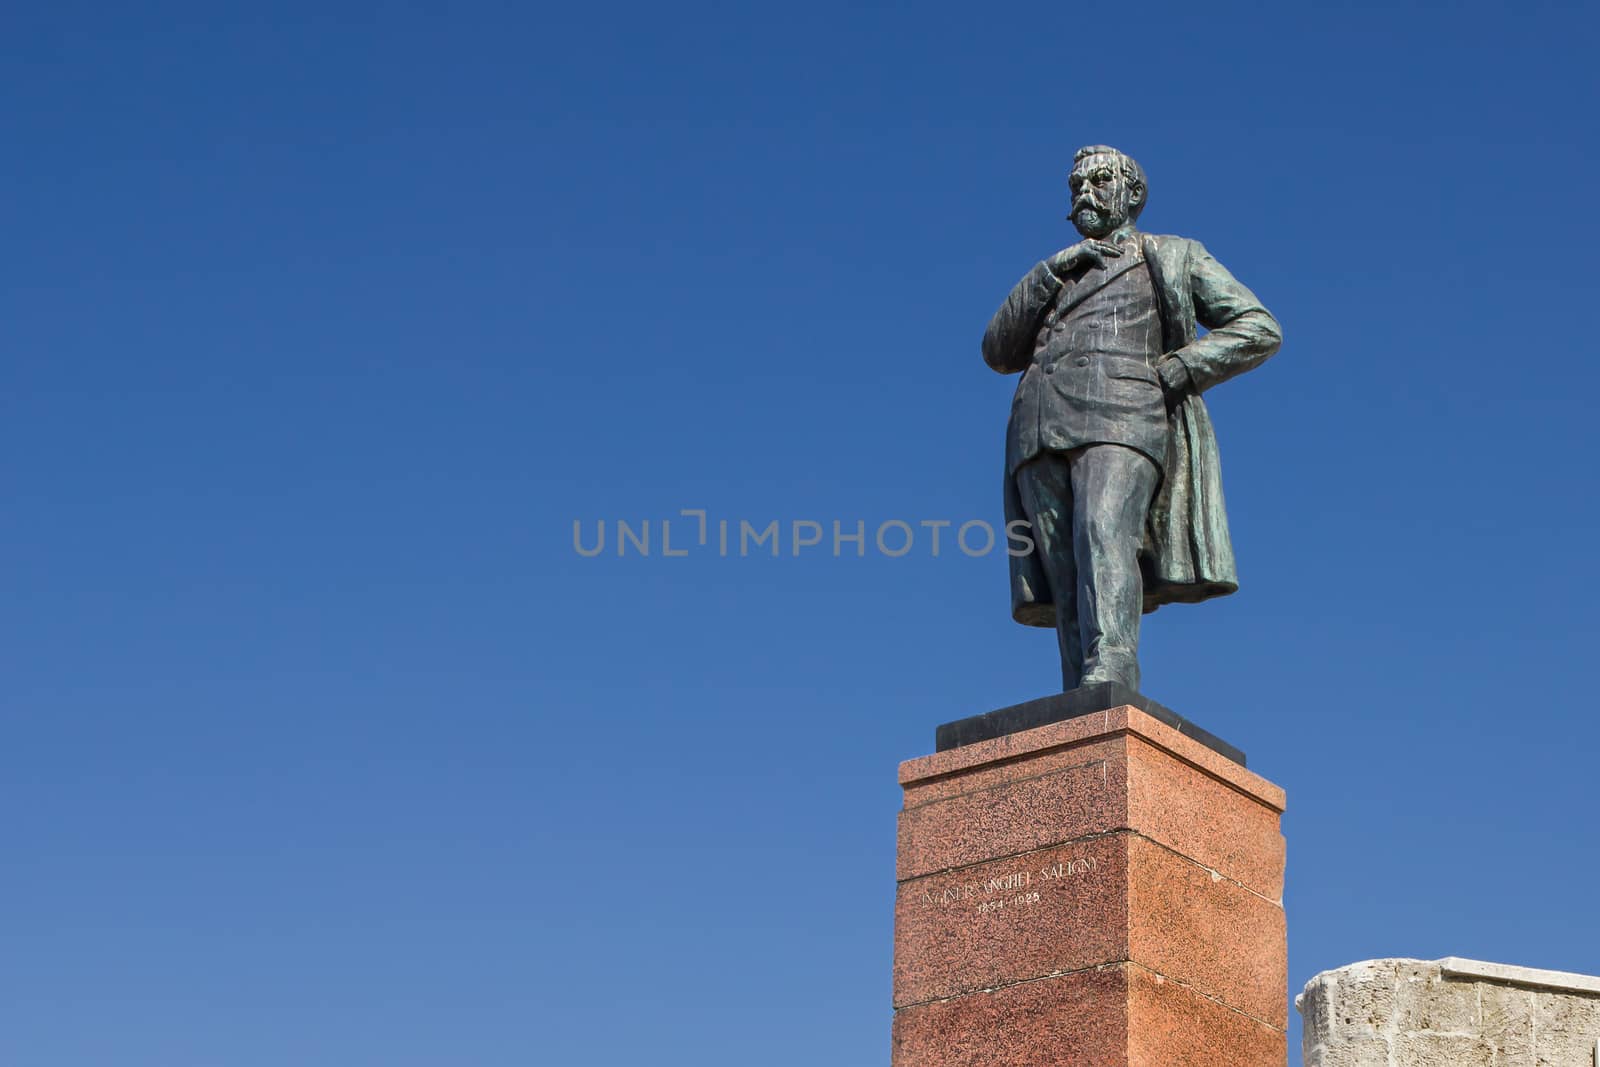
[1073,196,1106,214]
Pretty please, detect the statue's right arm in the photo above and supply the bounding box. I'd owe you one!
[982,262,1063,374]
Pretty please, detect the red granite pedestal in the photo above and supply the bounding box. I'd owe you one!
[892,705,1287,1067]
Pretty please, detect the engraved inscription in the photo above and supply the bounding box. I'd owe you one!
[977,890,1040,915]
[919,855,1097,915]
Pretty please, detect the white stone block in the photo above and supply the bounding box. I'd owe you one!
[1298,958,1600,1066]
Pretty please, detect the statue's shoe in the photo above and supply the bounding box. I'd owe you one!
[1076,670,1139,692]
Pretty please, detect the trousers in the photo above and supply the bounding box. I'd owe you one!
[1014,444,1161,691]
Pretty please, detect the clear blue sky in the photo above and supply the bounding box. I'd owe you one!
[3,1,1596,1063]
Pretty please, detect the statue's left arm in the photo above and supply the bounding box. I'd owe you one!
[1165,241,1282,394]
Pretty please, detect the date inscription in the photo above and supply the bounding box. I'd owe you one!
[919,856,1097,916]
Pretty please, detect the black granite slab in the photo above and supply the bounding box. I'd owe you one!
[934,683,1246,767]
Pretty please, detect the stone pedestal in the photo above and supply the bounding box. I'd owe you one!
[891,704,1288,1067]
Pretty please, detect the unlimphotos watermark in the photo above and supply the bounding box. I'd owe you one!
[572,509,1038,559]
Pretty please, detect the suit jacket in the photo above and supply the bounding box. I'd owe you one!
[997,251,1171,474]
[982,232,1282,625]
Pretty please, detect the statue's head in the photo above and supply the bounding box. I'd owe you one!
[1068,145,1147,239]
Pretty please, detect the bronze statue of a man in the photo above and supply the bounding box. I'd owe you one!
[983,145,1282,693]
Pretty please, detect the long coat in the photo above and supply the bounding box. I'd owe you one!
[983,233,1282,627]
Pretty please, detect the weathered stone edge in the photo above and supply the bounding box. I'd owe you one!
[1437,956,1600,997]
[1296,957,1600,1015]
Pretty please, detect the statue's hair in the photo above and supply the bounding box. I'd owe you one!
[1072,145,1147,221]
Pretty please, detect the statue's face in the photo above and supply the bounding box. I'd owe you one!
[1069,153,1140,239]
